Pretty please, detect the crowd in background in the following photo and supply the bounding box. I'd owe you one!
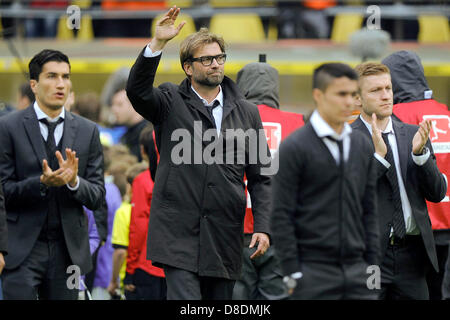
[0,0,447,40]
[0,2,448,301]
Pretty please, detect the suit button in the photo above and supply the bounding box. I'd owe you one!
[207,183,214,187]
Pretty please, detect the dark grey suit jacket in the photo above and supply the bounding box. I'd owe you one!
[351,117,447,272]
[0,182,7,255]
[0,106,105,274]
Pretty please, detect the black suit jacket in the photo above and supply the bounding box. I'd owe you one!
[271,122,379,276]
[0,182,7,255]
[351,117,447,272]
[0,106,105,274]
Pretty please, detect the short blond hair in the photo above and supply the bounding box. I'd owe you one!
[180,27,226,71]
[355,62,390,79]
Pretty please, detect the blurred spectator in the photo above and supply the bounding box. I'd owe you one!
[24,1,69,38]
[277,0,335,39]
[79,209,101,300]
[0,1,21,38]
[72,92,122,146]
[64,90,75,111]
[107,173,130,299]
[82,144,123,297]
[0,101,14,118]
[233,59,304,300]
[72,92,101,122]
[93,1,166,38]
[108,161,148,299]
[16,83,35,111]
[100,67,130,144]
[111,88,148,162]
[124,126,166,300]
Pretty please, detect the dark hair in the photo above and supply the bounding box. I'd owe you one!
[29,49,70,81]
[139,124,158,182]
[72,92,101,122]
[313,63,358,92]
[19,82,35,102]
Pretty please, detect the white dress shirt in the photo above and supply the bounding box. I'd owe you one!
[34,101,79,191]
[359,115,430,235]
[310,110,352,165]
[144,44,224,134]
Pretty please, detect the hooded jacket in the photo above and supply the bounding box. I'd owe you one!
[237,62,304,235]
[382,50,450,232]
[382,50,432,105]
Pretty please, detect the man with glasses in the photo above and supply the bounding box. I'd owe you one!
[126,6,272,300]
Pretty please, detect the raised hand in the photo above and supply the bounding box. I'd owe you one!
[150,6,186,51]
[371,113,387,158]
[56,148,79,187]
[412,119,432,155]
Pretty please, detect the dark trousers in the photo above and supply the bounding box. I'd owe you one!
[426,242,450,300]
[1,238,78,300]
[163,265,235,300]
[233,241,287,300]
[291,260,378,300]
[124,268,167,300]
[379,235,430,300]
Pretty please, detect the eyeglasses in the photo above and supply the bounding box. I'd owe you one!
[189,54,227,66]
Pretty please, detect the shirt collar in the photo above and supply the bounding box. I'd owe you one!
[33,101,65,122]
[310,110,352,140]
[191,85,223,107]
[359,114,394,135]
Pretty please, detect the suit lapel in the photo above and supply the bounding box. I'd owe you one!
[23,106,47,168]
[61,111,78,152]
[351,117,371,139]
[392,120,408,184]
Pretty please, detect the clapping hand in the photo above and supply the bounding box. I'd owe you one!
[371,113,387,158]
[40,148,78,187]
[412,119,432,155]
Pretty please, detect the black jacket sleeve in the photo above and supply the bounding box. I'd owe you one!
[126,48,172,125]
[0,182,7,255]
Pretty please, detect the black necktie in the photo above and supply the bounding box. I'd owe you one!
[382,132,406,238]
[327,136,344,172]
[40,118,64,168]
[205,100,220,126]
[40,118,63,151]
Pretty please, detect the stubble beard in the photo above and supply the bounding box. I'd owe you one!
[196,72,224,88]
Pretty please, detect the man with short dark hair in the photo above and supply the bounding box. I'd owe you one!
[0,49,105,300]
[272,63,379,300]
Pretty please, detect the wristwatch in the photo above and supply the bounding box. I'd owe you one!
[283,272,303,290]
[413,146,428,156]
[39,182,49,197]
